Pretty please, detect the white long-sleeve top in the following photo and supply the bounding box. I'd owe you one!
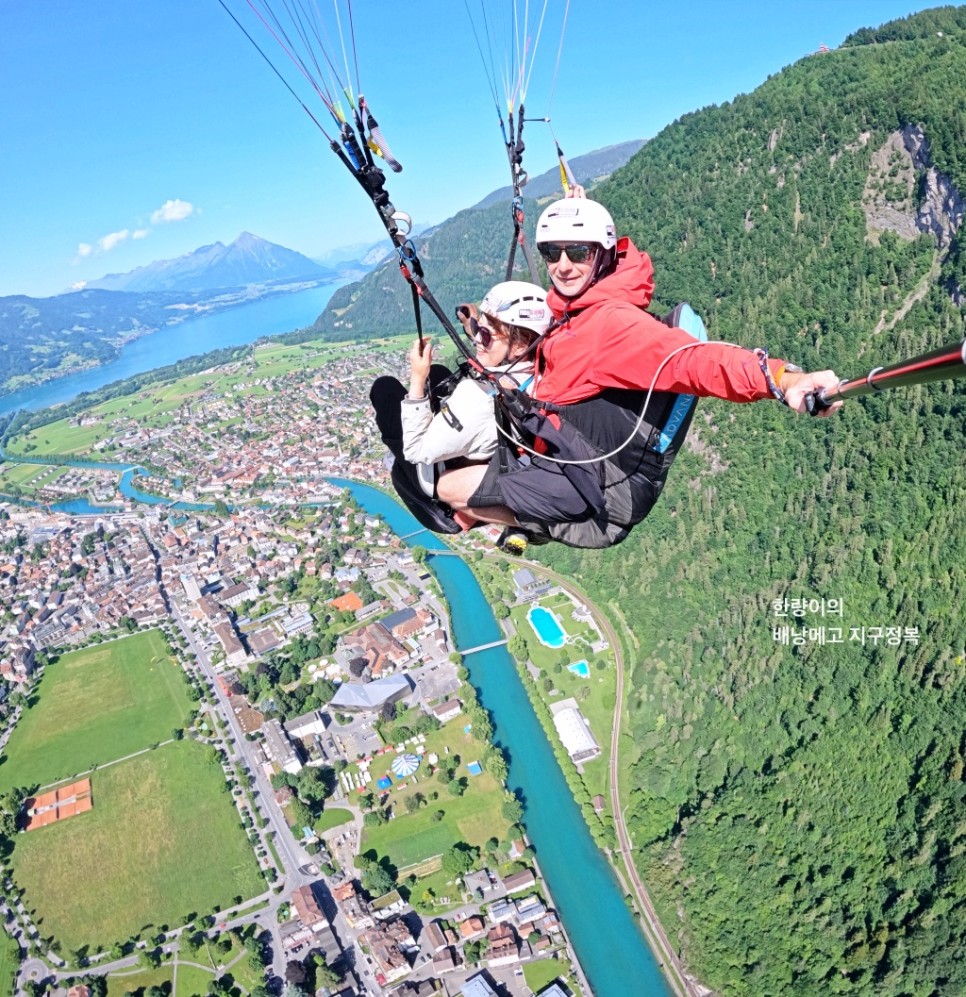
[400,362,534,466]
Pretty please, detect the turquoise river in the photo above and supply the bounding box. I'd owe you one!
[330,479,672,996]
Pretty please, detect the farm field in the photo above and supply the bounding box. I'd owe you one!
[11,739,264,952]
[0,629,193,792]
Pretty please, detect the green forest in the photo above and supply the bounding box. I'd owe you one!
[529,8,966,997]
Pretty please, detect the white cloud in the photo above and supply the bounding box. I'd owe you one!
[132,228,149,240]
[98,229,130,252]
[77,242,93,258]
[151,198,195,224]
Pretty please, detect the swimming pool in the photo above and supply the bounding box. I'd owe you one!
[528,605,567,648]
[568,660,590,678]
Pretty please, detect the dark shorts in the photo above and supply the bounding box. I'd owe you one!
[467,448,598,525]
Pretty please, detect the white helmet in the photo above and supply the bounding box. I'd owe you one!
[479,280,551,335]
[536,198,617,251]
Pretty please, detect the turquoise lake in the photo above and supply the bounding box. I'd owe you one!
[0,281,346,417]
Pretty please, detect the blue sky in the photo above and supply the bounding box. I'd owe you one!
[0,1,947,298]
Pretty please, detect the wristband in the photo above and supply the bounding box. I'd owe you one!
[754,348,787,405]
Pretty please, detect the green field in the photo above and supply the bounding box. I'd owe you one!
[510,596,616,798]
[172,962,215,997]
[523,960,572,994]
[315,806,354,833]
[11,739,264,951]
[362,768,511,869]
[106,965,173,997]
[0,462,69,491]
[0,630,192,792]
[0,930,21,997]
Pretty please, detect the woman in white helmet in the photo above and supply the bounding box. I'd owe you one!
[369,280,551,534]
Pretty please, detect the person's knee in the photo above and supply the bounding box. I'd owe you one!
[369,375,404,405]
[435,471,467,508]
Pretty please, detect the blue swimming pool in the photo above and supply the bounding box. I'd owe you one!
[569,660,590,678]
[528,605,567,648]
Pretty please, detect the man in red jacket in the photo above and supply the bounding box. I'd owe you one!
[436,196,842,549]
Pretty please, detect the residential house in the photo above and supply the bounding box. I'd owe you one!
[362,918,415,985]
[485,922,520,966]
[432,699,462,724]
[502,869,536,894]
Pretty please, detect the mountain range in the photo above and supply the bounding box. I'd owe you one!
[0,141,645,398]
[82,231,335,293]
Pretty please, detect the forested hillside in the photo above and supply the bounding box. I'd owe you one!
[312,143,644,338]
[531,8,966,996]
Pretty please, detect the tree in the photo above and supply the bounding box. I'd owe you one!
[442,842,477,878]
[502,795,524,824]
[361,862,395,897]
[290,798,314,828]
[484,751,508,783]
[314,961,341,988]
[447,777,467,798]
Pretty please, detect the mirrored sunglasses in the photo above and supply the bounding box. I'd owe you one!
[537,242,596,264]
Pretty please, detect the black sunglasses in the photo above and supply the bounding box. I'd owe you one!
[537,242,596,264]
[469,317,496,349]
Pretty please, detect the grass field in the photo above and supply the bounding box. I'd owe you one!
[0,462,68,490]
[362,769,511,870]
[510,593,617,800]
[173,962,215,996]
[0,930,21,997]
[523,959,572,993]
[106,965,173,997]
[11,739,264,951]
[315,807,354,834]
[0,630,193,793]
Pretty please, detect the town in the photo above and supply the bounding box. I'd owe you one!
[0,339,616,997]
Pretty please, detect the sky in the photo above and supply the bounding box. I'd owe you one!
[0,0,950,298]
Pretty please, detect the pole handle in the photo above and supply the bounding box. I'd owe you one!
[805,388,834,416]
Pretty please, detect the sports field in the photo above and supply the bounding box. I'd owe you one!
[11,739,263,951]
[0,629,193,792]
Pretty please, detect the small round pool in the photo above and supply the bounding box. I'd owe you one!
[527,605,567,648]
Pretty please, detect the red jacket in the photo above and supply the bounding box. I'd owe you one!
[536,237,783,405]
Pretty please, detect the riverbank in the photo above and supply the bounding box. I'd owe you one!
[486,554,702,997]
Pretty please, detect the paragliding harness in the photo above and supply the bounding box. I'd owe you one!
[486,303,709,549]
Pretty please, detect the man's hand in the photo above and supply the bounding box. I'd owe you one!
[780,369,844,417]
